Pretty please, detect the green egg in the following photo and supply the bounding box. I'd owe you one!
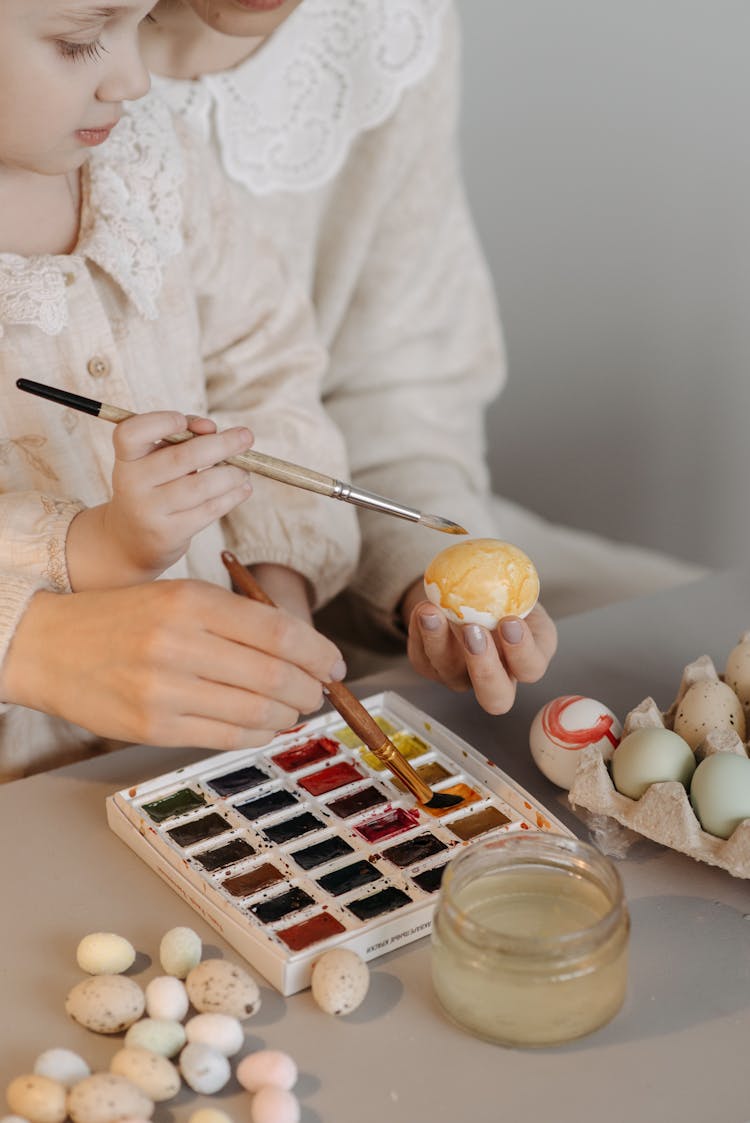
[611,728,696,800]
[689,752,750,839]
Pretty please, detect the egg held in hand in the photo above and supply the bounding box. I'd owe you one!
[423,538,539,629]
[530,695,622,790]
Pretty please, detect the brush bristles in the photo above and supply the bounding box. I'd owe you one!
[425,791,465,809]
[419,513,468,535]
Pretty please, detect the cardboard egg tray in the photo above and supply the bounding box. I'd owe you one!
[568,638,750,879]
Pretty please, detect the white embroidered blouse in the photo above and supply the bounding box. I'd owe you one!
[0,97,359,779]
[152,0,505,639]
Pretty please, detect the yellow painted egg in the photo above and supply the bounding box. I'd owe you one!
[423,538,539,628]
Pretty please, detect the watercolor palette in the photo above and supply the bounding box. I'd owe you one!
[107,692,571,995]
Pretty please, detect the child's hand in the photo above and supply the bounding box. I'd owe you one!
[67,411,254,589]
[1,581,348,748]
[403,582,558,714]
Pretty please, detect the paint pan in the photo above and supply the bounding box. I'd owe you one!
[107,692,570,995]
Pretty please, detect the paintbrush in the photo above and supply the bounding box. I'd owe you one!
[16,379,467,536]
[221,550,463,811]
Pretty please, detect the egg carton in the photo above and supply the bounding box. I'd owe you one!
[568,640,750,880]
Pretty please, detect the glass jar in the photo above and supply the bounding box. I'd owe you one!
[431,832,629,1047]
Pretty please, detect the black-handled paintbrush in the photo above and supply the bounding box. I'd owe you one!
[16,379,467,535]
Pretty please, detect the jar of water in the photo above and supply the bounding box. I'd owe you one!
[431,832,629,1046]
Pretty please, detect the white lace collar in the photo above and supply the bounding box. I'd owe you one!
[152,0,449,195]
[0,98,184,338]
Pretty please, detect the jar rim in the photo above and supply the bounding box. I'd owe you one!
[439,831,626,956]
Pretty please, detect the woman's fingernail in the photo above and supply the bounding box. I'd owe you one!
[329,659,347,682]
[419,612,442,632]
[464,625,487,655]
[501,619,524,644]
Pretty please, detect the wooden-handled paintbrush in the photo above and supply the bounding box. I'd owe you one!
[16,379,467,536]
[221,551,462,811]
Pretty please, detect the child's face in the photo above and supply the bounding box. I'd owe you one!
[180,0,304,38]
[0,0,155,176]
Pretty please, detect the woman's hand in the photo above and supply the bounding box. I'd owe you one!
[0,581,347,749]
[401,579,557,714]
[66,412,254,589]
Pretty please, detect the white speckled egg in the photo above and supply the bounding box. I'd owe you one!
[185,1013,244,1057]
[124,1018,186,1058]
[34,1049,90,1088]
[673,679,746,750]
[178,1044,231,1095]
[67,1074,153,1123]
[236,1051,297,1094]
[310,948,369,1016]
[189,1111,234,1123]
[690,752,750,838]
[250,1087,300,1123]
[144,975,189,1022]
[185,959,260,1020]
[6,1076,66,1123]
[110,1048,180,1103]
[611,728,696,799]
[76,932,136,975]
[529,695,622,790]
[159,927,202,979]
[65,975,145,1034]
[724,639,750,714]
[423,538,539,628]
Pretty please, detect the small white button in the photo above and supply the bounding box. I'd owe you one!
[86,356,110,378]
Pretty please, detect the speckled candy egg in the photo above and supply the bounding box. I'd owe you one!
[236,1051,297,1094]
[144,976,189,1021]
[124,1018,186,1059]
[185,959,260,1020]
[611,728,696,799]
[6,1075,67,1123]
[529,695,622,790]
[76,932,136,975]
[690,751,750,838]
[423,538,539,628]
[67,1074,153,1123]
[724,638,750,715]
[178,1044,230,1095]
[250,1087,300,1123]
[110,1048,181,1102]
[673,679,746,751]
[65,975,145,1034]
[184,1013,244,1057]
[310,948,369,1016]
[159,927,202,979]
[34,1049,90,1088]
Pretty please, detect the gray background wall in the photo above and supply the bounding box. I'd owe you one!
[459,1,750,569]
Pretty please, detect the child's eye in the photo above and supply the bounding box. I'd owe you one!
[56,38,106,63]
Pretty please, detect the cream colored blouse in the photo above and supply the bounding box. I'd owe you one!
[0,97,359,779]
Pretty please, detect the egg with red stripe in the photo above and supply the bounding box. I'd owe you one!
[530,695,622,790]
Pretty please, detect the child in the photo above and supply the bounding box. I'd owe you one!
[141,0,702,713]
[0,0,358,780]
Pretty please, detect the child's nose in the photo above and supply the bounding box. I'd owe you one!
[96,45,151,105]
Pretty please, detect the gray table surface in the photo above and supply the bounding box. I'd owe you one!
[2,570,750,1123]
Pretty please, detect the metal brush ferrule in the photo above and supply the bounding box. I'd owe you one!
[331,481,420,524]
[373,738,434,804]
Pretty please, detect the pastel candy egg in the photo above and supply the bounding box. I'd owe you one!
[423,538,539,628]
[724,639,750,714]
[159,928,202,979]
[310,948,369,1016]
[529,695,622,790]
[124,1018,186,1058]
[611,728,696,799]
[76,933,136,975]
[110,1048,181,1102]
[673,680,746,750]
[145,976,189,1021]
[250,1087,300,1123]
[189,1112,234,1123]
[185,959,261,1020]
[690,752,750,838]
[67,1074,153,1123]
[236,1051,297,1094]
[6,1076,67,1123]
[178,1044,231,1095]
[185,1013,244,1057]
[34,1049,90,1088]
[65,975,145,1034]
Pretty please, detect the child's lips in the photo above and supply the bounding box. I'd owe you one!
[75,122,118,147]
